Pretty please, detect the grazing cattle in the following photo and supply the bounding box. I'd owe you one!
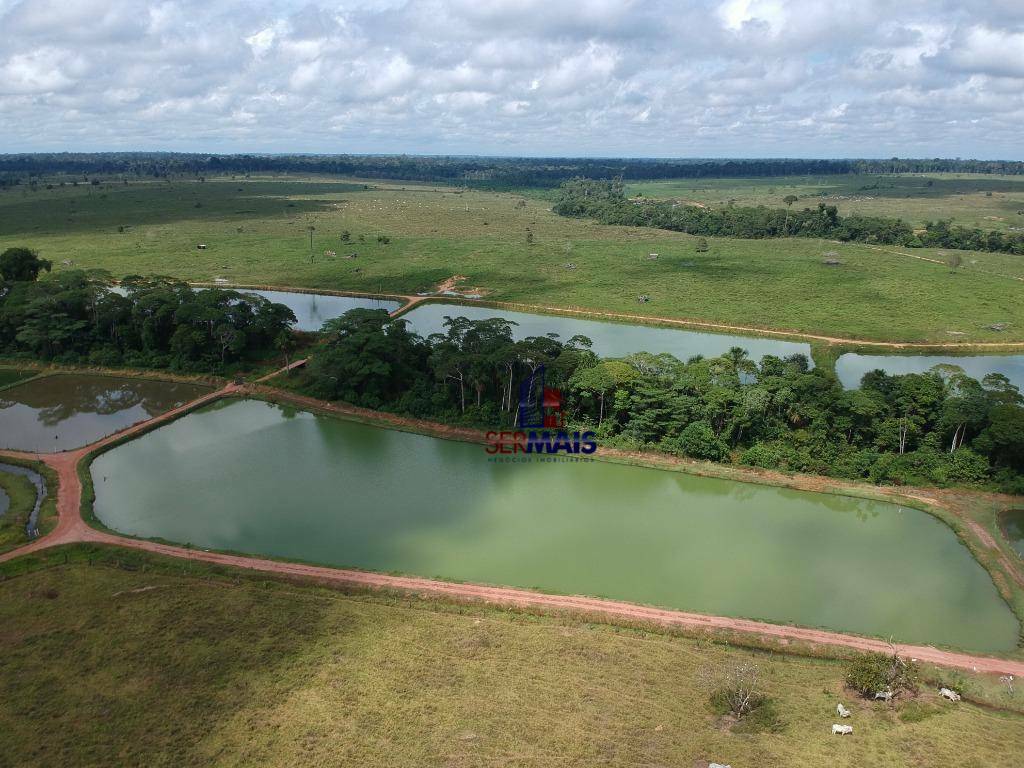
[832,724,853,735]
[940,687,961,702]
[837,703,851,718]
[873,690,894,702]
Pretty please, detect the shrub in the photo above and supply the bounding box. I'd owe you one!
[947,448,990,485]
[845,651,919,698]
[706,661,784,733]
[672,421,728,461]
[706,661,762,718]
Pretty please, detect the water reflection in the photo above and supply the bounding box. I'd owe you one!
[0,375,211,452]
[836,353,1024,391]
[401,302,814,364]
[1000,509,1024,558]
[0,463,45,537]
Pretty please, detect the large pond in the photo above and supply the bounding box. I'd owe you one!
[91,398,1018,651]
[400,302,813,364]
[112,285,400,333]
[235,290,400,332]
[0,375,211,452]
[837,353,1024,390]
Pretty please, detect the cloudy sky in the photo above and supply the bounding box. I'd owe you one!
[1,0,1022,158]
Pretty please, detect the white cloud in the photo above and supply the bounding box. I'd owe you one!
[0,0,1022,157]
[928,26,1024,78]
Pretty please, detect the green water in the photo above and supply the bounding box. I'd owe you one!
[0,374,211,452]
[90,399,1019,651]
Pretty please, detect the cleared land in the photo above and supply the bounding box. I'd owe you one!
[626,173,1024,232]
[1,551,1022,768]
[1,176,1022,342]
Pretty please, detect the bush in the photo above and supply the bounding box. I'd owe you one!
[706,661,762,718]
[845,652,918,698]
[706,660,784,734]
[670,421,728,461]
[739,442,784,469]
[947,448,990,485]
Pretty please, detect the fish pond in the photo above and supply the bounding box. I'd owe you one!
[400,302,813,363]
[0,374,211,452]
[90,398,1018,652]
[836,352,1024,391]
[234,289,400,332]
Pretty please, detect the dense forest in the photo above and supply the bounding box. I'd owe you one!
[0,248,296,371]
[2,153,1023,190]
[553,178,1024,254]
[297,308,1024,493]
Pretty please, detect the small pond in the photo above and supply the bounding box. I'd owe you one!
[0,375,211,452]
[836,353,1024,390]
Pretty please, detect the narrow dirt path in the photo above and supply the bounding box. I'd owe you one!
[2,375,1023,676]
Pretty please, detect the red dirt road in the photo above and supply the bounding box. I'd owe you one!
[3,382,1024,677]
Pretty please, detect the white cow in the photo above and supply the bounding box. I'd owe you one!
[940,687,961,702]
[832,724,853,735]
[837,703,851,718]
[873,690,894,702]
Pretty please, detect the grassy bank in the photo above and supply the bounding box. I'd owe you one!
[0,456,58,554]
[0,469,35,551]
[0,545,1021,767]
[3,175,1023,342]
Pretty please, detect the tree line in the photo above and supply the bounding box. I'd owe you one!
[553,178,1024,254]
[2,153,1023,191]
[0,248,296,371]
[298,308,1024,493]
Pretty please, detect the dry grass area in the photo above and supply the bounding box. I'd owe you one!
[0,547,1022,768]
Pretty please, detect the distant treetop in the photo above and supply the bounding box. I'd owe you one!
[1,153,1022,190]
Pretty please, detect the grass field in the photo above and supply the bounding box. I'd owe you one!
[1,175,1023,343]
[0,368,34,389]
[0,546,1022,768]
[626,173,1024,232]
